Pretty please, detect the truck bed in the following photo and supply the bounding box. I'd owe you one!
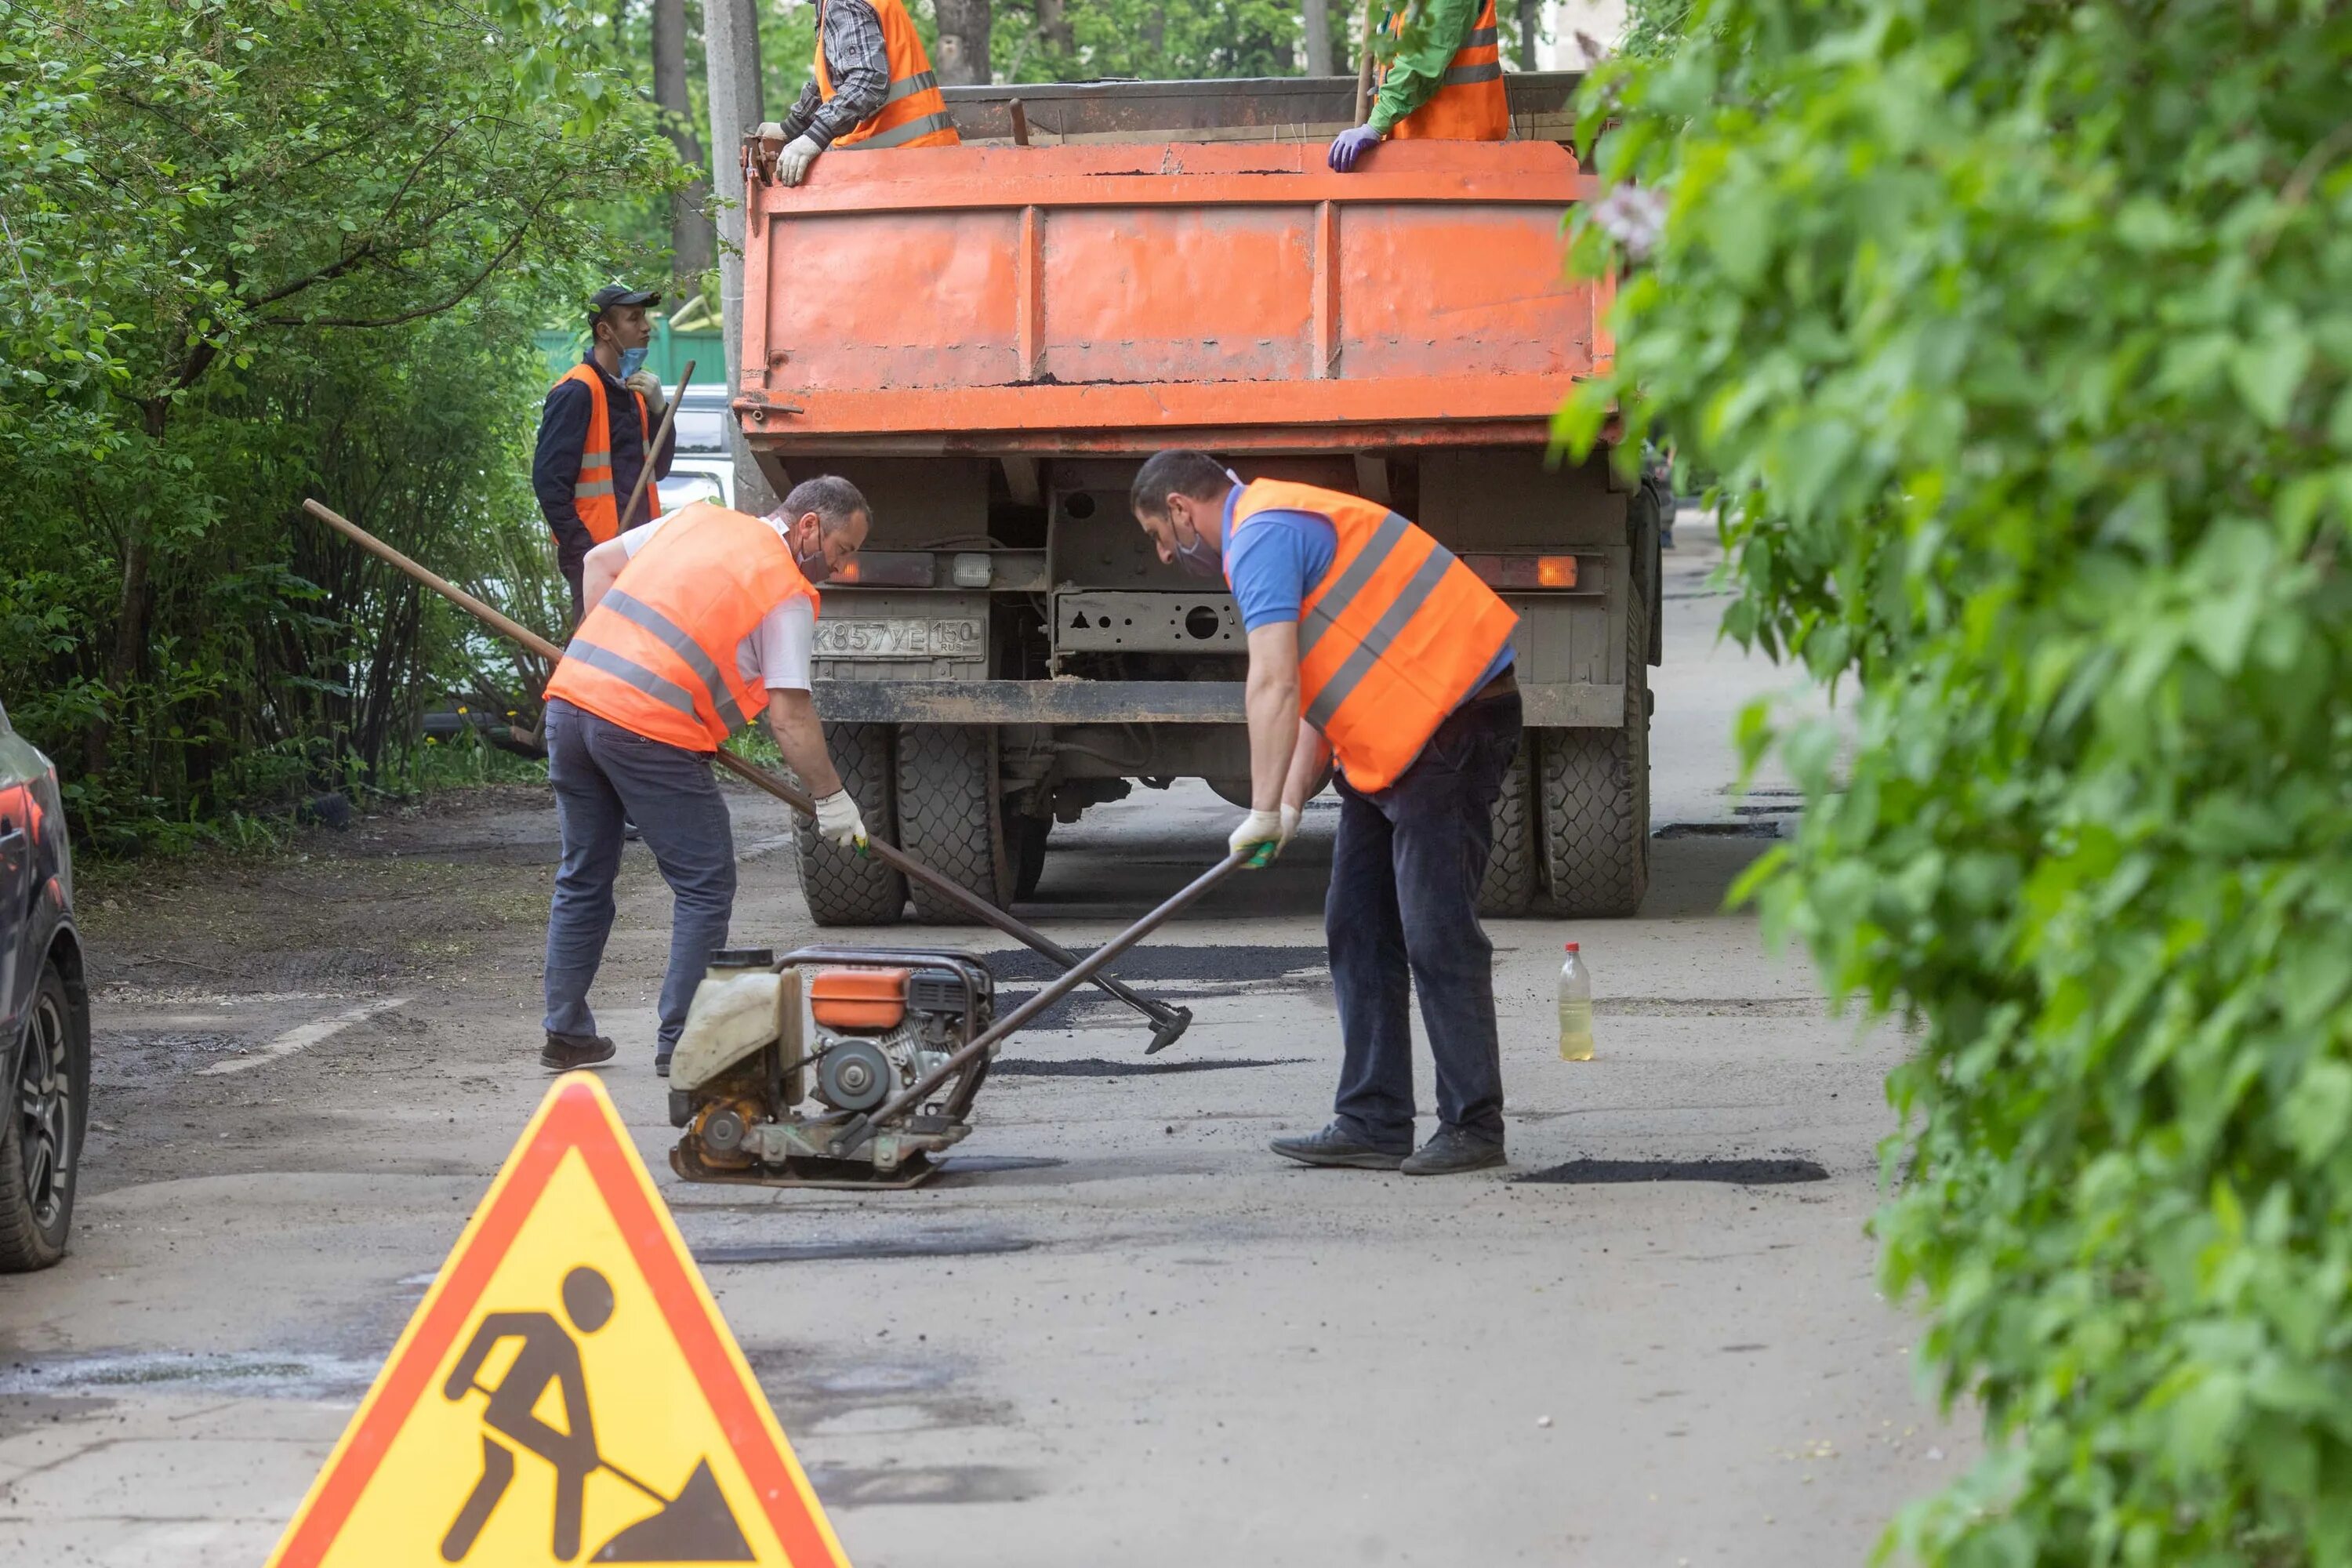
[736,139,1605,457]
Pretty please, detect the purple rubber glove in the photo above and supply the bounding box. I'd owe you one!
[1327,124,1382,172]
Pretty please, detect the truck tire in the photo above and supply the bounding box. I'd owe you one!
[1478,735,1538,918]
[1538,579,1653,917]
[794,723,906,926]
[895,725,1008,921]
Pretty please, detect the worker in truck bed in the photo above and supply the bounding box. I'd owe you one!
[532,285,677,624]
[1327,0,1509,171]
[535,477,874,1077]
[769,0,959,189]
[1131,450,1523,1176]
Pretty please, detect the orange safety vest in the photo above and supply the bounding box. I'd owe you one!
[543,502,818,752]
[1229,480,1518,793]
[554,362,662,545]
[818,0,960,151]
[1381,0,1508,143]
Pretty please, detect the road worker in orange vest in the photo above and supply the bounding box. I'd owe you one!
[1327,0,1510,171]
[535,477,872,1076]
[768,0,960,189]
[532,285,678,623]
[1132,450,1523,1175]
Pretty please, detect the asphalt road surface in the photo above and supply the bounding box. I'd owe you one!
[0,513,1971,1565]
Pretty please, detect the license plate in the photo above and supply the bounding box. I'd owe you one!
[814,618,984,660]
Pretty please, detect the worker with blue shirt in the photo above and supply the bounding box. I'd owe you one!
[1131,449,1523,1175]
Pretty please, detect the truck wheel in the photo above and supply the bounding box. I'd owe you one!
[1478,735,1538,918]
[795,723,906,926]
[1538,589,1653,917]
[0,962,84,1272]
[896,725,1008,921]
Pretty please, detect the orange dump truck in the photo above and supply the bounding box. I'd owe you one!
[731,74,1658,924]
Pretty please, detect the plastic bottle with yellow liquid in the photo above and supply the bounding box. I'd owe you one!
[1557,942,1594,1061]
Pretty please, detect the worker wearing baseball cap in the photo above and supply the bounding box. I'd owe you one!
[532,285,679,622]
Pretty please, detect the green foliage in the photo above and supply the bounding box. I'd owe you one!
[1566,0,2352,1558]
[2,0,675,849]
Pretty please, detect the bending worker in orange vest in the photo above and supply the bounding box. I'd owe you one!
[1131,451,1522,1175]
[532,284,677,623]
[768,0,959,189]
[536,477,872,1076]
[1327,0,1510,171]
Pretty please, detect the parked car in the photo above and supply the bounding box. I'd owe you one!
[0,695,85,1271]
[658,381,739,513]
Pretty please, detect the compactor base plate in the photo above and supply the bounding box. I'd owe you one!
[669,1142,944,1190]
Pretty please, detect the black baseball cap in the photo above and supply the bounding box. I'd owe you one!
[587,284,661,314]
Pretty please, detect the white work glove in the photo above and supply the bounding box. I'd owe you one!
[1228,807,1298,867]
[625,368,666,426]
[778,134,822,187]
[811,789,868,851]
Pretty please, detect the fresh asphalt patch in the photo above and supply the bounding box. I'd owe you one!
[1515,1156,1831,1186]
[984,942,1328,1029]
[989,1055,1308,1077]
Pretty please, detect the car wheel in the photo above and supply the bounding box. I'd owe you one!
[0,961,85,1272]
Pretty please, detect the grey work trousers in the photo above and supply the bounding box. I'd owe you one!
[542,698,735,1054]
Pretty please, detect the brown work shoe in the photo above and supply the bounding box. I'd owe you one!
[540,1031,616,1071]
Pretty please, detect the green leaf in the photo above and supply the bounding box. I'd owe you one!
[2230,328,2314,428]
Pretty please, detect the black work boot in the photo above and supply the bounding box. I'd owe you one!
[1400,1124,1507,1175]
[654,1049,673,1079]
[1269,1121,1410,1171]
[541,1031,616,1071]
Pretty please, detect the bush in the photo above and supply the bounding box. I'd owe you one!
[1568,0,2352,1557]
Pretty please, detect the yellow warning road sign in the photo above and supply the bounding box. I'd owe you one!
[267,1073,851,1567]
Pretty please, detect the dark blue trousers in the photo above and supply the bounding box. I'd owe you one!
[542,698,736,1054]
[1325,688,1521,1148]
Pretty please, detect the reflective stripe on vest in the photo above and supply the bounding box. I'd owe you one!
[1228,480,1517,793]
[554,363,662,545]
[817,0,961,151]
[1382,0,1509,143]
[599,588,750,731]
[542,502,815,750]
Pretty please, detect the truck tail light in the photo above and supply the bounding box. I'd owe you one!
[1461,554,1581,590]
[830,552,936,588]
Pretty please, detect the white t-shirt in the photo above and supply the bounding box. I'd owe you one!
[617,514,814,691]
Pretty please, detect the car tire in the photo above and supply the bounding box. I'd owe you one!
[0,961,85,1272]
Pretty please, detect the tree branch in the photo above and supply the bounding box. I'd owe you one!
[258,187,557,330]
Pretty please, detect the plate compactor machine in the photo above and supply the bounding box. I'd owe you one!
[663,851,1244,1189]
[668,947,996,1188]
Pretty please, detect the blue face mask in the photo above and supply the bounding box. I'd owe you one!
[617,346,649,380]
[1172,521,1221,580]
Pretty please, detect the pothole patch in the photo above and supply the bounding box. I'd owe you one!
[989,1055,1308,1077]
[0,1350,379,1401]
[1515,1156,1830,1186]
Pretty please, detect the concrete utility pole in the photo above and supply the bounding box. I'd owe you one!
[1304,0,1334,76]
[702,0,778,513]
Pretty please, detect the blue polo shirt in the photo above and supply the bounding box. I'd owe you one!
[1221,488,1512,693]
